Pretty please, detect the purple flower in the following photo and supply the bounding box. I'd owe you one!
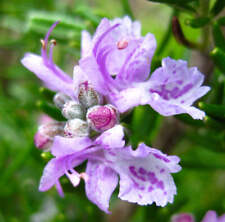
[21,21,74,98]
[172,211,225,222]
[77,17,210,119]
[39,125,181,213]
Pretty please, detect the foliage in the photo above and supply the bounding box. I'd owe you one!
[0,0,225,221]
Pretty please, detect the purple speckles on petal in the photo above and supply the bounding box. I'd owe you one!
[147,171,158,184]
[139,167,147,175]
[156,180,164,190]
[148,186,154,192]
[153,153,170,163]
[160,168,165,174]
[129,166,146,181]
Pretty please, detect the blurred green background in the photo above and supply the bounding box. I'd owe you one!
[0,0,225,221]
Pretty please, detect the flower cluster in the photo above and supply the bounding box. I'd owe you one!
[21,16,210,213]
[171,211,225,222]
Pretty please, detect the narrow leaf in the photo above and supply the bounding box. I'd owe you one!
[39,87,55,101]
[74,6,101,27]
[175,114,204,127]
[185,17,210,28]
[204,115,225,130]
[27,11,86,40]
[212,22,225,51]
[36,100,66,121]
[210,0,225,16]
[210,48,225,74]
[198,102,225,119]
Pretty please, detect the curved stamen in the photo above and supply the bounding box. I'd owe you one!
[93,23,120,57]
[49,39,57,66]
[40,21,73,83]
[41,21,60,64]
[96,46,118,91]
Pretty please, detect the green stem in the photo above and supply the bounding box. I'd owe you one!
[121,0,134,20]
[156,10,175,56]
[199,0,210,51]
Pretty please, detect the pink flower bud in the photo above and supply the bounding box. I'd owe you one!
[64,119,89,138]
[78,81,102,108]
[53,92,71,109]
[34,122,65,150]
[86,105,119,132]
[62,101,84,120]
[171,213,195,222]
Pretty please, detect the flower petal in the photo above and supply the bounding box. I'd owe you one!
[79,55,111,95]
[219,214,225,222]
[81,30,92,58]
[95,125,125,149]
[116,33,156,84]
[111,83,150,113]
[106,143,181,207]
[111,16,141,38]
[55,180,64,197]
[171,213,195,222]
[21,53,74,97]
[202,211,218,222]
[51,135,93,157]
[39,155,84,192]
[147,57,210,119]
[85,160,118,213]
[73,65,89,97]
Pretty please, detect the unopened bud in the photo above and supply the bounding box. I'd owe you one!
[78,81,102,108]
[62,101,84,120]
[87,105,119,132]
[171,214,194,222]
[53,92,71,109]
[64,119,89,138]
[34,122,65,150]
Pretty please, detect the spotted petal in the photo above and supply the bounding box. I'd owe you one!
[106,143,181,207]
[147,57,210,119]
[85,160,118,213]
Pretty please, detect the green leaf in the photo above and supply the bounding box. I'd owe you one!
[182,160,225,170]
[27,11,86,40]
[186,131,225,153]
[198,102,225,119]
[204,115,225,130]
[36,100,66,121]
[210,48,225,74]
[130,105,160,147]
[148,0,196,3]
[185,17,210,28]
[39,87,55,101]
[218,16,225,26]
[210,0,225,16]
[121,0,134,20]
[147,0,196,12]
[212,22,225,51]
[74,6,101,27]
[175,114,204,127]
